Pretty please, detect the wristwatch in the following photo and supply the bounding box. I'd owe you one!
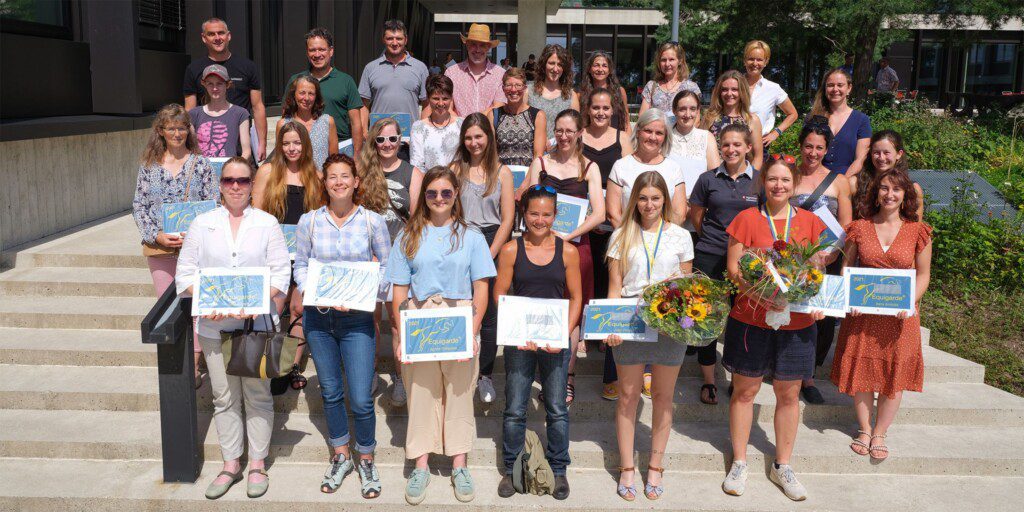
[773,127,783,137]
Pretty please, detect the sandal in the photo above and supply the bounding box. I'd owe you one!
[700,384,718,405]
[869,434,889,461]
[644,465,665,500]
[356,458,381,499]
[616,466,637,502]
[850,430,871,456]
[288,365,307,390]
[320,453,354,493]
[566,373,576,405]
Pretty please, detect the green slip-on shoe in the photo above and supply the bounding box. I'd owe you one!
[205,470,243,500]
[247,468,269,498]
[405,468,431,505]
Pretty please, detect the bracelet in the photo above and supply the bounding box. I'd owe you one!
[773,127,783,137]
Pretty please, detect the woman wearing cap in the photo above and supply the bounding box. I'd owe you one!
[188,64,252,161]
[743,41,799,148]
[639,42,701,116]
[528,44,580,140]
[278,75,338,170]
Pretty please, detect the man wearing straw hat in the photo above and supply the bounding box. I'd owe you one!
[443,23,506,117]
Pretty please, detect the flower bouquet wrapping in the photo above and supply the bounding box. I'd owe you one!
[736,239,829,329]
[638,272,734,347]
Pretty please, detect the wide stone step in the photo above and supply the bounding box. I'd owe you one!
[4,213,148,270]
[0,266,154,297]
[0,328,154,366]
[1,364,1019,427]
[0,457,1020,511]
[0,296,155,329]
[3,409,1020,477]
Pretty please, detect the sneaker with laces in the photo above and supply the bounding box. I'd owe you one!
[769,463,807,501]
[320,453,354,494]
[391,373,407,407]
[601,382,619,401]
[451,467,475,502]
[721,461,748,496]
[405,468,430,505]
[478,376,495,403]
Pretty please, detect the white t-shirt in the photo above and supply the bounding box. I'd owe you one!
[749,77,789,135]
[607,222,694,297]
[608,154,685,210]
[668,126,711,200]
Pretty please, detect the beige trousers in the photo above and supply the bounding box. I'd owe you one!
[400,296,479,459]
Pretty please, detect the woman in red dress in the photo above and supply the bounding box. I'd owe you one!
[831,168,933,461]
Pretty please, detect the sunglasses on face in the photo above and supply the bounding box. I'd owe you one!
[375,135,400,144]
[425,189,455,200]
[771,153,797,164]
[220,176,252,186]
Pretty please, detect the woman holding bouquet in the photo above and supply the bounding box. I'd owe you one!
[721,155,827,501]
[604,171,693,501]
[831,168,932,462]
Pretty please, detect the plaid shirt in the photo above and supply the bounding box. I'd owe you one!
[293,206,392,298]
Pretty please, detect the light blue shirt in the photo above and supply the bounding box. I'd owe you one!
[293,206,391,297]
[386,224,496,301]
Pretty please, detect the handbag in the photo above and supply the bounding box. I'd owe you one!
[220,316,305,379]
[141,156,197,258]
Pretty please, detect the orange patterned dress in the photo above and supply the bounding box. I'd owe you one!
[830,219,932,398]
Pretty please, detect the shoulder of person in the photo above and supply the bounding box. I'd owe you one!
[362,207,388,224]
[561,238,580,257]
[248,208,282,226]
[296,208,322,228]
[192,207,222,226]
[498,238,518,258]
[734,206,761,222]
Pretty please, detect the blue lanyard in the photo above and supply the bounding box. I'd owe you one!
[641,219,664,281]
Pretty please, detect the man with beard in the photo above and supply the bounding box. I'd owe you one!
[443,23,506,118]
[359,19,429,124]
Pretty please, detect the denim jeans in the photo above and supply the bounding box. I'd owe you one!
[501,345,571,476]
[303,307,377,453]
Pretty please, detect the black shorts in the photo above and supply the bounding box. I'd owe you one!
[722,317,817,381]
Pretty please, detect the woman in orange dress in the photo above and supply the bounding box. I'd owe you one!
[831,168,932,462]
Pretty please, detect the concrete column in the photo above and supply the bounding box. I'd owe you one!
[517,0,547,64]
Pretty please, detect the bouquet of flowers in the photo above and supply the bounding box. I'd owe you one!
[639,273,734,347]
[736,239,830,329]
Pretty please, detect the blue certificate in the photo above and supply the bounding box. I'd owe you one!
[281,224,297,260]
[400,306,474,362]
[507,165,529,190]
[303,259,381,312]
[209,157,229,180]
[191,267,271,316]
[582,299,657,342]
[844,267,916,316]
[369,113,413,140]
[162,200,217,234]
[552,193,589,242]
[790,274,848,317]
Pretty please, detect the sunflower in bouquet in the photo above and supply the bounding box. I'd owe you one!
[735,238,831,328]
[639,273,734,347]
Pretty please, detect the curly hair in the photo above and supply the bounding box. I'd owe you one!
[355,118,400,214]
[140,104,199,166]
[579,52,627,126]
[282,75,325,119]
[859,168,920,222]
[533,44,574,100]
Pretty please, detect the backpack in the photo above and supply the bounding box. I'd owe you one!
[511,429,555,495]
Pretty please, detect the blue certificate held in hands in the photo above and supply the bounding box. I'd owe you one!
[791,274,848,317]
[844,267,916,316]
[582,299,657,342]
[552,193,589,243]
[369,113,413,141]
[191,267,271,316]
[163,200,217,235]
[209,157,230,180]
[281,224,297,260]
[400,306,474,363]
[303,259,382,312]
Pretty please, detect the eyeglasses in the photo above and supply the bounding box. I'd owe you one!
[554,129,578,137]
[375,135,400,144]
[503,83,525,91]
[162,126,188,133]
[529,185,557,195]
[220,176,253,186]
[771,154,797,164]
[424,189,455,200]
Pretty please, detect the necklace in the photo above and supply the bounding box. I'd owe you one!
[429,115,450,129]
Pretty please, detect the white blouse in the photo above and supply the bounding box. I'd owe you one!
[409,117,464,171]
[175,206,291,338]
[607,222,694,298]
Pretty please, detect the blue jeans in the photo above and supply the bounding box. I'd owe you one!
[501,346,571,476]
[303,307,377,453]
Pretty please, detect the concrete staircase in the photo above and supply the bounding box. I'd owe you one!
[0,214,1021,511]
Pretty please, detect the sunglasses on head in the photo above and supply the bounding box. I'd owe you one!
[220,176,252,186]
[771,154,796,164]
[529,184,557,195]
[424,189,455,200]
[375,135,400,144]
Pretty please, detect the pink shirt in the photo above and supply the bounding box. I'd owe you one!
[444,60,506,117]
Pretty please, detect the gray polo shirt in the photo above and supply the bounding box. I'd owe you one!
[689,163,761,255]
[358,52,429,121]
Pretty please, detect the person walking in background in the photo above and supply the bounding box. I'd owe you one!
[808,68,871,176]
[527,44,580,140]
[489,67,546,168]
[410,74,464,171]
[286,28,364,156]
[429,58,442,76]
[850,130,924,220]
[387,167,497,505]
[188,64,251,161]
[743,41,798,147]
[443,24,506,118]
[444,52,458,69]
[183,18,266,160]
[607,108,687,228]
[639,42,700,116]
[579,51,632,135]
[494,185,582,501]
[831,168,931,462]
[358,20,429,136]
[174,157,289,500]
[278,75,338,170]
[875,57,900,94]
[701,70,764,169]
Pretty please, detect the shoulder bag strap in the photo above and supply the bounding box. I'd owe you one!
[800,172,838,210]
[182,155,196,201]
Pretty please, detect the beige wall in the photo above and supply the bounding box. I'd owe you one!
[0,128,150,253]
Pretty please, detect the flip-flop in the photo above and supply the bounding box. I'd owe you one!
[700,384,718,405]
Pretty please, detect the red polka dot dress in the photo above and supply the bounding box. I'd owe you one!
[830,219,932,398]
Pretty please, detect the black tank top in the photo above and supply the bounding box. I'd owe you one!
[539,157,591,199]
[512,236,565,299]
[582,129,622,187]
[282,184,305,225]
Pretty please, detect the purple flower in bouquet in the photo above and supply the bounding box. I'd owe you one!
[767,249,781,261]
[669,282,679,291]
[679,316,695,329]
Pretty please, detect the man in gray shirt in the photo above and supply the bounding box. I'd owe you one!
[876,57,900,93]
[358,19,429,134]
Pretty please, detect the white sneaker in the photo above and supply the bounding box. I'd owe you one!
[391,373,407,406]
[722,461,748,496]
[769,463,807,501]
[478,376,495,403]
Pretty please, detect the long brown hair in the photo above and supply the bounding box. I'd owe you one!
[860,169,920,222]
[355,118,398,214]
[533,44,574,100]
[810,67,853,117]
[282,75,325,119]
[701,70,753,129]
[401,166,468,260]
[579,51,627,123]
[550,109,589,182]
[259,121,324,221]
[608,171,674,272]
[141,104,199,166]
[652,42,690,83]
[451,112,501,196]
[854,130,908,217]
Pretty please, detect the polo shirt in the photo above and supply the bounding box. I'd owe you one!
[444,60,506,117]
[876,66,899,92]
[689,163,760,255]
[359,52,428,121]
[749,77,789,135]
[183,54,261,112]
[287,68,363,140]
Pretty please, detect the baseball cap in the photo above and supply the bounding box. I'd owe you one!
[201,64,230,82]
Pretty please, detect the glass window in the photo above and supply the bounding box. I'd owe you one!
[546,24,567,49]
[1,0,65,26]
[918,42,947,102]
[617,34,644,104]
[965,42,1018,95]
[568,24,583,82]
[585,27,613,55]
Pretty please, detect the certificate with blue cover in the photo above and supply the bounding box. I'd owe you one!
[369,113,413,141]
[191,267,271,316]
[496,295,570,349]
[281,224,297,260]
[209,157,230,180]
[162,200,217,235]
[552,193,589,243]
[507,165,529,190]
[303,259,381,312]
[844,267,916,316]
[790,274,848,317]
[400,306,474,363]
[582,299,657,342]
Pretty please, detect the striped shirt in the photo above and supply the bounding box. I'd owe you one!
[292,205,392,298]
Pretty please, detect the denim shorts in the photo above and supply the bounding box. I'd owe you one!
[721,317,817,381]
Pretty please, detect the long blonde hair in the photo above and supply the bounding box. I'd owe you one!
[451,112,501,196]
[607,171,674,273]
[810,67,853,117]
[701,70,753,129]
[401,166,468,260]
[141,104,199,166]
[356,117,398,214]
[259,121,324,221]
[652,42,690,83]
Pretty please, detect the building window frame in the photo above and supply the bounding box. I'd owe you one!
[0,0,73,40]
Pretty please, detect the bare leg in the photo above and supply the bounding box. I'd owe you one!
[615,364,644,494]
[248,458,267,484]
[647,364,682,489]
[851,392,874,455]
[452,453,467,469]
[772,379,802,465]
[213,458,241,485]
[414,453,429,470]
[871,392,903,457]
[729,374,763,462]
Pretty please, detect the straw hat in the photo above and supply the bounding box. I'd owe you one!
[460,23,500,48]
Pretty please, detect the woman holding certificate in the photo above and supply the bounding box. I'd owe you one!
[493,185,582,500]
[174,157,290,499]
[603,171,693,502]
[386,166,497,505]
[831,168,932,462]
[721,155,827,501]
[292,154,391,499]
[527,109,605,404]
